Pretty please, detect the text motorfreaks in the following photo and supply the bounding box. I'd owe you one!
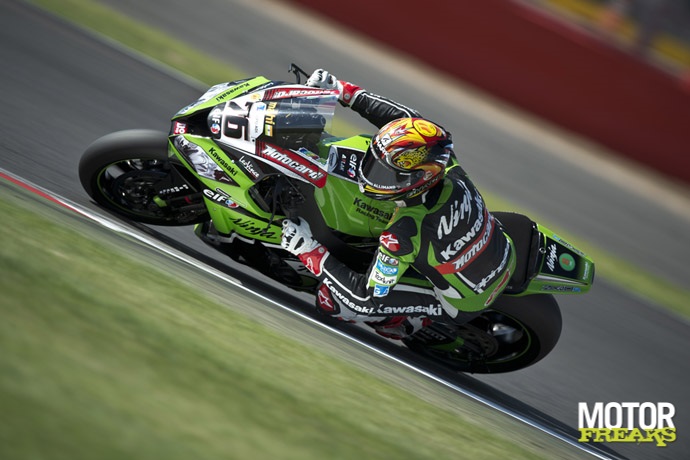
[578,402,676,447]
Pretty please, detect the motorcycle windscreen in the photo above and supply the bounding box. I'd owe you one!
[260,94,337,156]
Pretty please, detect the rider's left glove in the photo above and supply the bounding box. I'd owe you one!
[281,218,329,276]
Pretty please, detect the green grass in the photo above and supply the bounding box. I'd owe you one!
[25,0,690,320]
[0,183,565,459]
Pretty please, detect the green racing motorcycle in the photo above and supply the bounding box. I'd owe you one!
[79,65,594,373]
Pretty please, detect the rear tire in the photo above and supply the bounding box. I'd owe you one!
[405,294,562,373]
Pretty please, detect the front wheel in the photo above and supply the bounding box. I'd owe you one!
[79,130,208,226]
[404,294,562,373]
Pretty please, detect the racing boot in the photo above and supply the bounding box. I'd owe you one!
[314,284,356,323]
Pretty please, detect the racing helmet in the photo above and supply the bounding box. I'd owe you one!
[358,118,452,201]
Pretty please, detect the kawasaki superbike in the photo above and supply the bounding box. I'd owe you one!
[79,65,594,373]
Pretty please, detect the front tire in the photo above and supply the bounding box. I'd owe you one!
[405,294,562,373]
[79,130,208,226]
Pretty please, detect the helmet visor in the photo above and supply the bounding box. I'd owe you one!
[358,147,424,196]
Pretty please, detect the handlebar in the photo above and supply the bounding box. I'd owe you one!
[288,63,310,85]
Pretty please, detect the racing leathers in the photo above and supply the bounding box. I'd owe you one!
[285,81,516,331]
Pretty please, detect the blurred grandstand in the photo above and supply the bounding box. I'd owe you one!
[523,0,690,76]
[287,0,690,185]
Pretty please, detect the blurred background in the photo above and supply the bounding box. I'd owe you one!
[2,2,688,458]
[286,0,690,186]
[527,0,690,69]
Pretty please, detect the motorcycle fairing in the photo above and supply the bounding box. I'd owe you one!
[209,87,338,189]
[172,76,271,118]
[316,136,397,237]
[529,228,594,294]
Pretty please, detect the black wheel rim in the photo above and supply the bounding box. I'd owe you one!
[417,311,533,369]
[96,159,171,219]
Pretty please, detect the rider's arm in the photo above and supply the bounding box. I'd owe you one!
[305,69,422,128]
[346,89,423,129]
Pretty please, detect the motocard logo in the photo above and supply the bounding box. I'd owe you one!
[258,143,326,188]
[578,402,676,447]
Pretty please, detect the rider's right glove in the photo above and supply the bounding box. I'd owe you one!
[281,218,329,276]
[306,69,363,106]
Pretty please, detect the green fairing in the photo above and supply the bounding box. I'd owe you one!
[169,135,283,243]
[172,77,271,119]
[315,136,397,237]
[515,224,595,296]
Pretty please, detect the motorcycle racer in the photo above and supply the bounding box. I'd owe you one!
[281,69,516,339]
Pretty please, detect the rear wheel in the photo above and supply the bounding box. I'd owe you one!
[79,130,208,226]
[404,294,562,373]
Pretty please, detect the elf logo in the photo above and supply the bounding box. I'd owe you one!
[578,402,676,447]
[203,188,239,208]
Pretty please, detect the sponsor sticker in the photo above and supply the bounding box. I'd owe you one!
[540,285,582,293]
[371,270,396,286]
[377,252,399,266]
[375,259,398,276]
[373,285,390,297]
[258,142,327,188]
[559,253,576,271]
[172,121,187,134]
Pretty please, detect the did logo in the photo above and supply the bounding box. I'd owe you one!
[578,402,676,447]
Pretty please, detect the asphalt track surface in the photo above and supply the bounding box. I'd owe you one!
[2,1,689,459]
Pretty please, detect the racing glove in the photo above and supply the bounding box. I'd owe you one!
[281,218,329,276]
[305,69,363,106]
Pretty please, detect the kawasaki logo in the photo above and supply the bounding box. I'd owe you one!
[353,197,393,220]
[439,204,486,261]
[208,147,238,176]
[215,81,251,102]
[376,305,442,316]
[447,215,494,271]
[322,278,373,314]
